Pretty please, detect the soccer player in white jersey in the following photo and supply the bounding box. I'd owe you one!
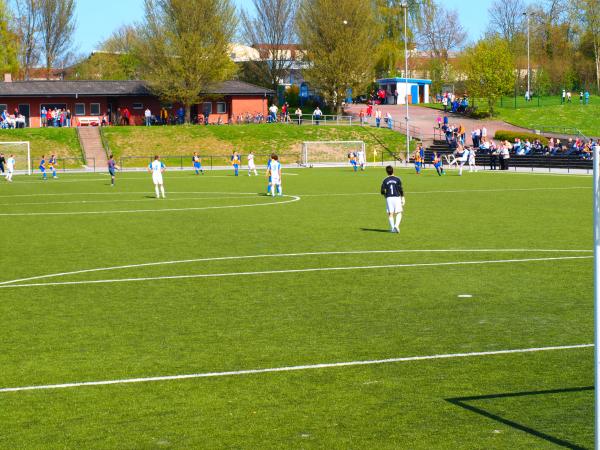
[148,155,166,198]
[468,147,477,172]
[5,154,15,182]
[357,148,366,170]
[445,146,469,176]
[269,154,282,196]
[247,151,258,176]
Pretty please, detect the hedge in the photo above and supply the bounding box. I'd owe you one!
[494,130,549,146]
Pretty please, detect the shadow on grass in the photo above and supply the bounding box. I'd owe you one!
[360,228,391,233]
[446,386,593,449]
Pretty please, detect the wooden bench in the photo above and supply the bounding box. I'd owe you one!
[76,116,100,127]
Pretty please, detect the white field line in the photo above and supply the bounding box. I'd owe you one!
[0,195,301,217]
[0,195,264,207]
[0,256,591,289]
[0,191,264,199]
[299,186,590,197]
[0,248,591,287]
[0,343,592,393]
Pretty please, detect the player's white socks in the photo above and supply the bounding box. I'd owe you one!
[160,185,165,198]
[395,213,402,229]
[388,216,395,230]
[155,186,160,198]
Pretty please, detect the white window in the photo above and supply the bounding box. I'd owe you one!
[216,102,226,114]
[90,103,101,115]
[202,102,212,115]
[75,103,85,116]
[132,103,143,110]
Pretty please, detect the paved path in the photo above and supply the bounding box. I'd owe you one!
[345,104,527,144]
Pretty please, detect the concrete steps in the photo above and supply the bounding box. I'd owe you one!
[77,127,108,169]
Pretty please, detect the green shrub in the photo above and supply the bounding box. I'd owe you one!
[494,129,549,145]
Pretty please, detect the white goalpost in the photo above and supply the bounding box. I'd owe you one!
[0,141,31,175]
[301,141,366,167]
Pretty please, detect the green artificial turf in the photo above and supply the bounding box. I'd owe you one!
[0,165,593,449]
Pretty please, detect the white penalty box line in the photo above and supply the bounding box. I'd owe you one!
[0,344,592,393]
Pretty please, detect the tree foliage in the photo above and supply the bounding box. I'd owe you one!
[39,0,76,77]
[240,0,298,102]
[297,0,378,113]
[0,0,19,76]
[134,0,238,122]
[464,37,514,114]
[12,0,41,79]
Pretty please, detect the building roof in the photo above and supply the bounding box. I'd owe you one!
[0,80,274,97]
[377,77,432,85]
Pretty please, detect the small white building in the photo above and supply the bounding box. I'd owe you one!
[377,77,431,105]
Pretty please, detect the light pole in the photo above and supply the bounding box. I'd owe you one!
[523,11,531,101]
[401,1,410,164]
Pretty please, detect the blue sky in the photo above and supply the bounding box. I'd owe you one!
[73,0,533,55]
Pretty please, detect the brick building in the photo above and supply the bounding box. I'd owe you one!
[0,79,274,127]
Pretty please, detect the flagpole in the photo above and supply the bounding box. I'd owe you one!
[594,143,600,450]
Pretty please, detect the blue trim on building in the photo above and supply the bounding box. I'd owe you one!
[377,77,432,85]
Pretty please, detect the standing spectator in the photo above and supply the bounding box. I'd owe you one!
[313,106,322,125]
[567,91,572,103]
[580,91,584,104]
[561,89,566,104]
[375,109,382,128]
[481,126,487,140]
[436,115,442,129]
[160,107,168,125]
[66,109,71,127]
[393,89,398,105]
[359,109,365,126]
[442,95,448,112]
[366,102,373,117]
[585,91,590,105]
[386,111,393,129]
[41,107,47,127]
[145,108,152,126]
[268,103,278,123]
[177,106,185,124]
[122,107,131,125]
[489,146,498,170]
[295,107,302,125]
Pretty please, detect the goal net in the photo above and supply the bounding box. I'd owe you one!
[0,141,31,175]
[301,141,366,167]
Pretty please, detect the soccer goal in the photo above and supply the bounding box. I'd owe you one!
[301,141,366,167]
[0,141,31,175]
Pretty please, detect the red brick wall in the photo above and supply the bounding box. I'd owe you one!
[231,96,268,119]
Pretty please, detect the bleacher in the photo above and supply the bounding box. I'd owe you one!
[423,140,593,172]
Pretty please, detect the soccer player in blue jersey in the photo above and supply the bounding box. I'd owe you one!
[348,152,358,172]
[432,152,444,176]
[192,152,204,175]
[39,155,47,180]
[48,154,58,179]
[381,165,405,233]
[231,151,241,176]
[107,154,119,186]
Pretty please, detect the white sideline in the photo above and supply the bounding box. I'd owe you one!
[0,248,591,286]
[299,186,590,197]
[0,195,301,217]
[0,343,592,393]
[0,255,591,289]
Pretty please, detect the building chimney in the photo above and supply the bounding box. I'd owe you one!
[4,73,12,83]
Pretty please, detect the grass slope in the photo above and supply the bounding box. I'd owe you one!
[0,128,82,163]
[102,124,410,160]
[423,95,600,137]
[0,167,593,448]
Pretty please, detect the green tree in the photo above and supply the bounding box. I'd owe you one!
[39,0,76,78]
[297,0,378,113]
[0,0,19,76]
[134,0,237,123]
[375,0,430,77]
[574,0,600,94]
[464,37,514,115]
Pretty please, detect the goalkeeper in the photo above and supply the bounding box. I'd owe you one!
[380,165,405,234]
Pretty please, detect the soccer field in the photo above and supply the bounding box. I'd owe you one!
[0,166,594,449]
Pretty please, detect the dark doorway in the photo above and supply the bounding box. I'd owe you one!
[18,104,30,127]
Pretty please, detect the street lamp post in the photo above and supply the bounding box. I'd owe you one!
[401,1,410,165]
[524,11,531,101]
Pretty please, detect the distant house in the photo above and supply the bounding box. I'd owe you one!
[377,77,432,105]
[0,79,274,127]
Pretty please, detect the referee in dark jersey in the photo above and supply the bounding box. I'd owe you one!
[381,165,405,233]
